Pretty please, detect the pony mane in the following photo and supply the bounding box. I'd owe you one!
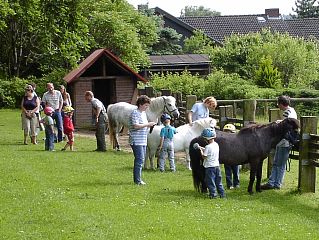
[238,121,277,135]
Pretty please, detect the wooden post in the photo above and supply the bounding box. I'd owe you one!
[267,109,281,178]
[233,102,237,118]
[243,99,256,125]
[186,95,197,123]
[161,89,171,96]
[242,99,256,170]
[219,105,233,130]
[298,116,317,193]
[145,86,155,97]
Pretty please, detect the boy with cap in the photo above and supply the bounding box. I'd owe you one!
[198,128,225,199]
[158,113,177,172]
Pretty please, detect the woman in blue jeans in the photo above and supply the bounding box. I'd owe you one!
[129,95,156,185]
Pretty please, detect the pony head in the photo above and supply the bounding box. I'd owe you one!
[193,117,217,130]
[162,96,180,118]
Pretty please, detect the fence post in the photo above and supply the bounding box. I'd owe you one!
[267,109,282,178]
[186,95,197,123]
[145,86,155,97]
[298,116,317,193]
[219,105,233,130]
[243,99,256,125]
[161,89,171,96]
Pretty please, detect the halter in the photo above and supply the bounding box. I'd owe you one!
[162,96,178,115]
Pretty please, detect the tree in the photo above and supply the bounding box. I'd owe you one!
[293,0,319,18]
[138,4,182,55]
[208,29,319,88]
[85,0,158,70]
[183,30,214,53]
[180,6,220,17]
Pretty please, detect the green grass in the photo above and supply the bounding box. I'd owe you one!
[1,109,319,240]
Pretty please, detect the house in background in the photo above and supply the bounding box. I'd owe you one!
[63,49,147,128]
[140,54,211,79]
[154,7,319,45]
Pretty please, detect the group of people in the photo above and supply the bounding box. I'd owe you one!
[22,86,298,196]
[21,83,75,151]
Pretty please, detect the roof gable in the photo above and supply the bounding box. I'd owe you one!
[63,49,147,83]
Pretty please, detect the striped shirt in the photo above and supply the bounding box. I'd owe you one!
[42,90,63,110]
[129,109,148,145]
[283,106,297,119]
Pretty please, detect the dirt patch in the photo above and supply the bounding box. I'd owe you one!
[75,130,187,166]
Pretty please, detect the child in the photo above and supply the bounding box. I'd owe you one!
[223,124,240,189]
[198,128,225,199]
[43,107,55,151]
[158,113,177,172]
[61,106,75,151]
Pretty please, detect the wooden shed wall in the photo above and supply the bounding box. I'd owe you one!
[73,80,92,128]
[116,76,137,103]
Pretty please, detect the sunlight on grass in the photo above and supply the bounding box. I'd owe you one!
[0,109,319,239]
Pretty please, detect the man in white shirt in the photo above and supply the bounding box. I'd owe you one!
[261,95,298,190]
[42,83,63,142]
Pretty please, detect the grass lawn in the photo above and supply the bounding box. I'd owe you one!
[1,109,319,240]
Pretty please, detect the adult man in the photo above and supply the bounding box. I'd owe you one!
[85,91,107,152]
[42,83,64,142]
[261,95,298,190]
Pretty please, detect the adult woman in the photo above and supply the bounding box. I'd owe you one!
[21,85,40,144]
[129,95,156,185]
[188,96,217,125]
[59,85,72,107]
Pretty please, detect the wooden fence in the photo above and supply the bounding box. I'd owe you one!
[138,87,319,193]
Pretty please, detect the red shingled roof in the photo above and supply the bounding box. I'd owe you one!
[63,49,147,83]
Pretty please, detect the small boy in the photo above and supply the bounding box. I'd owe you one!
[223,124,240,189]
[158,113,177,172]
[198,128,225,199]
[61,106,75,151]
[43,107,55,151]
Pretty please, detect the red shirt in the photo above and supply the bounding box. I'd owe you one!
[63,115,74,134]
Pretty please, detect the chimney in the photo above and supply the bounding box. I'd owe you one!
[265,8,280,18]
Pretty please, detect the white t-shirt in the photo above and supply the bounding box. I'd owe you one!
[278,106,298,147]
[203,141,219,168]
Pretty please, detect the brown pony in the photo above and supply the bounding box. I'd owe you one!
[189,118,300,194]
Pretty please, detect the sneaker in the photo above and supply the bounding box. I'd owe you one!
[228,186,234,190]
[137,181,146,185]
[61,148,66,151]
[234,185,240,189]
[260,183,275,190]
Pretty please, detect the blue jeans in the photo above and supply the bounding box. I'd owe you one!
[224,164,240,188]
[52,111,63,142]
[205,167,225,198]
[45,128,54,151]
[268,144,291,188]
[131,145,146,184]
[159,139,175,172]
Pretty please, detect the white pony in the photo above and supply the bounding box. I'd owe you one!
[146,117,217,170]
[107,96,180,150]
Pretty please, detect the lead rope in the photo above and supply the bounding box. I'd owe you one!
[286,148,293,172]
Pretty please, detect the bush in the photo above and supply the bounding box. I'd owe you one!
[0,77,29,108]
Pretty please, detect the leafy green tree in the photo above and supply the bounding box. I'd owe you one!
[85,0,158,70]
[254,56,281,88]
[208,29,319,88]
[183,30,215,53]
[180,6,221,17]
[293,0,319,18]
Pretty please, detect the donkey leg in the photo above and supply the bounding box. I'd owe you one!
[255,160,264,192]
[248,164,257,194]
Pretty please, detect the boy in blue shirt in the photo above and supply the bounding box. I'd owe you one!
[159,113,177,172]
